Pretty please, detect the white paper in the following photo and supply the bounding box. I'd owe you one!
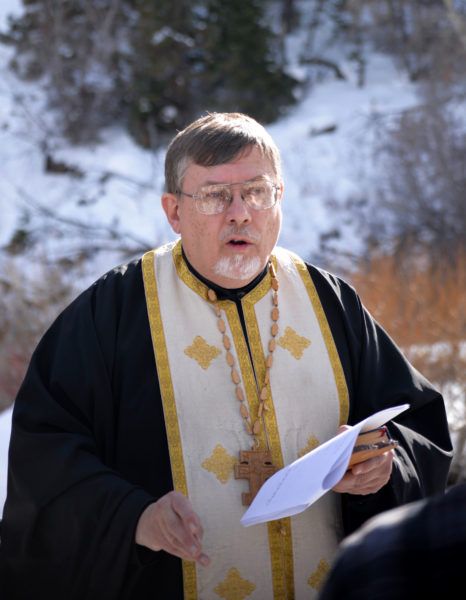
[240,404,409,527]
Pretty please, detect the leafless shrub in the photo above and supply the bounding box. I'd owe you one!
[348,246,466,483]
[342,0,466,85]
[0,257,77,410]
[325,84,466,270]
[373,95,465,266]
[7,0,128,143]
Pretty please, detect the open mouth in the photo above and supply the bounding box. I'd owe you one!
[229,240,248,246]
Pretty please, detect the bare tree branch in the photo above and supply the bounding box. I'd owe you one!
[11,184,154,251]
[443,0,466,52]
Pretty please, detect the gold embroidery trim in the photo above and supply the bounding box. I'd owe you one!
[141,249,197,600]
[291,255,350,426]
[240,272,295,600]
[173,239,212,300]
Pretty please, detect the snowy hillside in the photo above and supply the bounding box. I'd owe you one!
[0,2,421,282]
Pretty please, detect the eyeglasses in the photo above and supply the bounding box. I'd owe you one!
[177,178,280,215]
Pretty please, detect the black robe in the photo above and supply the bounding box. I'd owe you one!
[0,256,453,599]
[319,482,466,600]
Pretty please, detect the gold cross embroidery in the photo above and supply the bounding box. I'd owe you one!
[308,558,330,590]
[277,326,311,359]
[202,444,238,484]
[298,434,320,458]
[184,335,221,370]
[214,567,256,600]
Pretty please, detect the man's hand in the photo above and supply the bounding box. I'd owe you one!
[332,425,394,495]
[135,491,210,567]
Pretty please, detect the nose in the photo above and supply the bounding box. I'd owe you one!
[225,187,252,225]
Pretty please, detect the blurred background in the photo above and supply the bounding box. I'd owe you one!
[0,0,465,508]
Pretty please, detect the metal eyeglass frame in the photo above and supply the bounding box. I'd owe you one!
[176,178,281,215]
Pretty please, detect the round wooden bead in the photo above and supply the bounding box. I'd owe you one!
[265,354,273,368]
[223,335,231,350]
[271,307,279,321]
[226,352,234,367]
[268,339,276,352]
[260,386,268,400]
[271,323,279,336]
[217,319,226,333]
[208,289,217,302]
[240,404,249,419]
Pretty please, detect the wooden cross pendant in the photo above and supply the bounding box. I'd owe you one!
[234,449,278,506]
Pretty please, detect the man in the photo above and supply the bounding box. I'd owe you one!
[0,112,452,599]
[319,482,466,600]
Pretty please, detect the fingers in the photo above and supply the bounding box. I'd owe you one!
[333,449,394,495]
[154,494,201,558]
[336,424,351,435]
[351,449,393,477]
[135,491,211,566]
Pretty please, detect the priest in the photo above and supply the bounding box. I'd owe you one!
[0,113,452,599]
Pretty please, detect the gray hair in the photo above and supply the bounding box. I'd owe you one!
[164,112,282,193]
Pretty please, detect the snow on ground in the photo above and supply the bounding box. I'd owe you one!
[270,52,418,259]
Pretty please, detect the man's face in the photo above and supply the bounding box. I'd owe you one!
[162,147,283,289]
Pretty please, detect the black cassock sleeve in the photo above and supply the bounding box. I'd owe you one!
[0,260,181,599]
[309,265,453,534]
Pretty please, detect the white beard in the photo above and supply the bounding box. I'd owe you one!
[213,255,262,283]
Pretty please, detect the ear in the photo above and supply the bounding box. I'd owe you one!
[162,193,181,234]
[278,182,284,203]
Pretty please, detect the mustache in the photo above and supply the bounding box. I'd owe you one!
[219,226,261,243]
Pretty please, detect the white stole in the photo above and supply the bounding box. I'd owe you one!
[142,240,349,599]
